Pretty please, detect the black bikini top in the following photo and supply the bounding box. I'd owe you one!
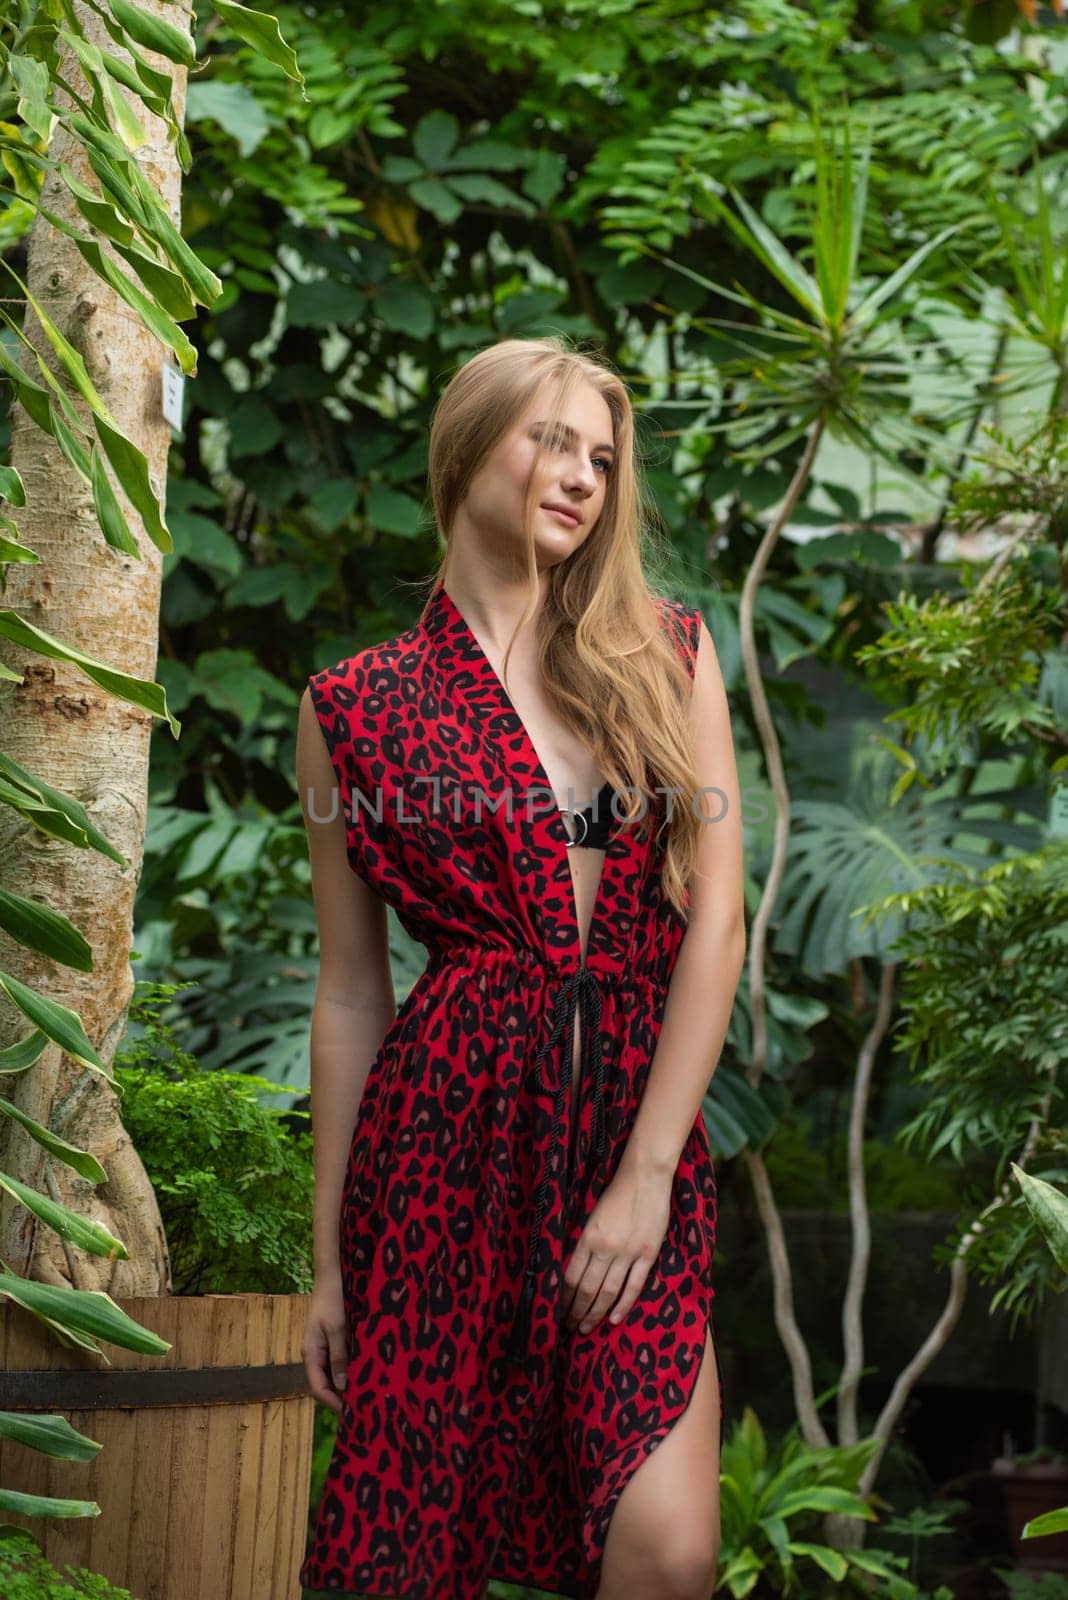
[560,781,622,849]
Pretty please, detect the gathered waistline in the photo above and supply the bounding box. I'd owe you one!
[424,942,657,987]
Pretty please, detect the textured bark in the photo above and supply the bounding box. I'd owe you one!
[0,1,193,1293]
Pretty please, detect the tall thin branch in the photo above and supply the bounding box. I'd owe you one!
[740,417,826,1095]
[839,959,897,1446]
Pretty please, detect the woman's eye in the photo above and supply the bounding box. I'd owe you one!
[532,431,612,473]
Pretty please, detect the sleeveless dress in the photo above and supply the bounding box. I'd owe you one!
[299,579,721,1600]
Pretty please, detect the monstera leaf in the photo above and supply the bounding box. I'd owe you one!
[772,758,1042,977]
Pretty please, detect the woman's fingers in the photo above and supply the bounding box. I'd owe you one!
[565,1252,625,1331]
[576,1260,629,1331]
[302,1320,348,1413]
[563,1243,607,1326]
[605,1254,651,1326]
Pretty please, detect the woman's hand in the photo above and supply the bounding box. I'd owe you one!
[561,1157,673,1335]
[302,1273,350,1414]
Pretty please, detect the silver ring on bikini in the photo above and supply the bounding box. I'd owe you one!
[560,808,588,848]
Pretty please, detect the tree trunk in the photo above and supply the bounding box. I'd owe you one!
[0,1,193,1293]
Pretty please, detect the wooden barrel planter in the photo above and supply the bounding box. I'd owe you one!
[0,1292,314,1600]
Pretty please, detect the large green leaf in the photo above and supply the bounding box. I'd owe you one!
[785,1543,847,1580]
[0,1171,126,1258]
[0,1487,98,1519]
[0,753,129,866]
[0,1410,100,1461]
[1023,1507,1068,1538]
[703,1063,774,1158]
[0,1031,49,1077]
[0,1097,107,1181]
[0,972,108,1077]
[1014,1166,1068,1275]
[0,465,26,505]
[106,0,197,68]
[775,1486,876,1520]
[0,1275,171,1355]
[0,612,180,736]
[208,0,306,90]
[773,756,1040,976]
[411,108,459,169]
[0,887,93,971]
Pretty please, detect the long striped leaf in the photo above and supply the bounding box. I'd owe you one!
[209,0,305,89]
[0,753,129,864]
[107,0,197,68]
[0,1410,100,1461]
[0,886,93,971]
[0,1274,172,1354]
[0,1030,49,1076]
[0,1486,98,1518]
[0,971,108,1076]
[0,1099,107,1182]
[0,1171,126,1258]
[0,611,180,735]
[1014,1165,1068,1274]
[90,442,140,555]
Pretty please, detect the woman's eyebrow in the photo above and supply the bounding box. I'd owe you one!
[532,420,616,456]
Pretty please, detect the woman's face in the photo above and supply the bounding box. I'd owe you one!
[458,379,616,570]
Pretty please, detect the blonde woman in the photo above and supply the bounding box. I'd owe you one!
[298,334,745,1600]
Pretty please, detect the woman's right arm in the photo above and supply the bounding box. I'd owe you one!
[297,687,395,1407]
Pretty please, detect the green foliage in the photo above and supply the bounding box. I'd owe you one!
[112,980,314,1296]
[995,1573,1068,1600]
[655,117,960,469]
[715,1400,955,1598]
[858,564,1065,770]
[0,1534,139,1600]
[948,412,1068,541]
[880,1501,970,1592]
[862,844,1068,1330]
[762,1121,963,1213]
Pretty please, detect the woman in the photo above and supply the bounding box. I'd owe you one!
[297,334,746,1600]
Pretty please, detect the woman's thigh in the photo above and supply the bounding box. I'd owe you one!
[597,1324,721,1596]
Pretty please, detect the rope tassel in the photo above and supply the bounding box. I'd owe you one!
[506,965,607,1363]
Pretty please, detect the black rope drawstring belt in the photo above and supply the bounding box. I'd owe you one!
[505,964,610,1364]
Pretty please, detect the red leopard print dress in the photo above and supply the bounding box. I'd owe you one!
[300,578,721,1600]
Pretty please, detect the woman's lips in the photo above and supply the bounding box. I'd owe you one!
[543,506,580,527]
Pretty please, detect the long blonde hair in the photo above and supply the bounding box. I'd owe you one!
[418,333,701,919]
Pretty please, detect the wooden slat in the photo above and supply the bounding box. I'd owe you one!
[0,1301,54,1542]
[125,1294,179,1600]
[252,1297,284,1596]
[198,1294,245,1595]
[227,1294,262,1600]
[274,1298,310,1599]
[85,1370,139,1585]
[161,1296,213,1600]
[44,1321,95,1583]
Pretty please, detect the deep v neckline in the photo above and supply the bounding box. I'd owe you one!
[425,578,642,971]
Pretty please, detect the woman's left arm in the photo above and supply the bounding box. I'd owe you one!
[621,614,747,1179]
[561,617,746,1333]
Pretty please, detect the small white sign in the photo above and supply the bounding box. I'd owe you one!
[1049,785,1068,838]
[162,364,185,432]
